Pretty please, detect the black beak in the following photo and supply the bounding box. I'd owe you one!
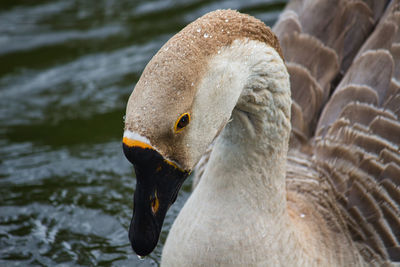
[123,142,190,256]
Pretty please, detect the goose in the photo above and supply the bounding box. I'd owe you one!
[122,0,400,266]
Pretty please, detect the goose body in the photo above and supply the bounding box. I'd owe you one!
[122,1,400,266]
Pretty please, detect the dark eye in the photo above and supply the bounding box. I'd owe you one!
[174,113,190,132]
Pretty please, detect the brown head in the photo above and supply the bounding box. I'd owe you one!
[122,9,284,256]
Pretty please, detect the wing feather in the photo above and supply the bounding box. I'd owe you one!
[285,0,400,263]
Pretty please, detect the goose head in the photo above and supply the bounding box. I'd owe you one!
[122,9,286,256]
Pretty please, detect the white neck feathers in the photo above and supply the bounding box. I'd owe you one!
[193,38,291,207]
[162,39,293,266]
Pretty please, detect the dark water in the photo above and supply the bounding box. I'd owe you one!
[0,1,285,266]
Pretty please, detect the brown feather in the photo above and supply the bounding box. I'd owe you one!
[281,32,339,97]
[339,102,396,126]
[337,50,394,105]
[273,10,301,39]
[317,85,378,131]
[369,116,400,145]
[380,148,400,166]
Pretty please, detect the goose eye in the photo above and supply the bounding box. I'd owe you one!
[174,113,190,132]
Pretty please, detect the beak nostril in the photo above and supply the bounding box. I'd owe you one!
[156,165,162,172]
[151,192,159,214]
